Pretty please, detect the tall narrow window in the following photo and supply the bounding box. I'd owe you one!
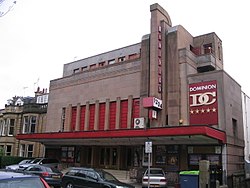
[23,116,29,133]
[6,145,12,156]
[0,119,3,135]
[30,116,36,133]
[23,116,37,133]
[232,118,238,137]
[8,119,15,136]
[3,119,8,135]
[27,144,33,157]
[0,145,4,156]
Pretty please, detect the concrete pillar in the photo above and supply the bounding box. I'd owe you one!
[199,160,210,188]
[127,95,133,129]
[75,103,81,131]
[116,97,121,129]
[84,102,89,131]
[65,104,72,131]
[94,100,99,130]
[105,99,110,130]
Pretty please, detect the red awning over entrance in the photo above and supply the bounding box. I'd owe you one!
[16,125,226,146]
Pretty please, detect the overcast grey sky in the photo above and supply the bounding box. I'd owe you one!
[0,0,249,108]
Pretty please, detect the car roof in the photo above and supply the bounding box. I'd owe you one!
[68,167,95,171]
[0,171,37,180]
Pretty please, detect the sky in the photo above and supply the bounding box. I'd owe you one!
[0,0,249,108]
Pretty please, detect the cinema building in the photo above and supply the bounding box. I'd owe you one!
[17,3,244,186]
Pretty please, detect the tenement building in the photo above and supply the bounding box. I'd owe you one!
[17,3,244,187]
[0,88,48,158]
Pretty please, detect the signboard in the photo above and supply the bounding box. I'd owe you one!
[145,141,152,153]
[143,97,162,109]
[189,80,218,125]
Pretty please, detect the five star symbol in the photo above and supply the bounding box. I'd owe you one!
[190,107,217,114]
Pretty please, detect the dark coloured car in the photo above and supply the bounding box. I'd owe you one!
[22,164,63,188]
[0,170,50,188]
[62,167,135,188]
[18,157,60,170]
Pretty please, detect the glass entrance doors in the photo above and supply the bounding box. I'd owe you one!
[100,147,118,168]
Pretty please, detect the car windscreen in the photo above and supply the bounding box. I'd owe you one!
[146,169,164,176]
[0,177,45,188]
[98,171,118,181]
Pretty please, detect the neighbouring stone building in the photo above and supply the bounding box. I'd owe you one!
[0,88,48,158]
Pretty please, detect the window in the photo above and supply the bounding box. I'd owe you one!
[232,118,238,137]
[118,56,126,62]
[128,53,139,60]
[190,45,201,55]
[0,119,3,135]
[108,59,115,65]
[30,116,36,133]
[81,66,88,71]
[23,116,37,133]
[73,68,80,74]
[90,64,96,69]
[0,145,4,156]
[27,145,33,157]
[8,119,15,136]
[204,43,212,54]
[2,119,8,136]
[6,145,12,156]
[98,61,105,67]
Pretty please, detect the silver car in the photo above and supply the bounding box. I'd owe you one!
[18,158,60,170]
[5,159,31,171]
[142,168,167,188]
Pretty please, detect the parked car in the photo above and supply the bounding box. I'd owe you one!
[62,167,135,188]
[0,170,50,188]
[5,159,31,171]
[22,164,63,188]
[18,158,60,170]
[142,168,167,188]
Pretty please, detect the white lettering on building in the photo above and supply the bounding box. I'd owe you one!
[190,92,216,107]
[189,84,216,92]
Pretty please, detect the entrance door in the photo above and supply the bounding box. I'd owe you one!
[100,147,118,169]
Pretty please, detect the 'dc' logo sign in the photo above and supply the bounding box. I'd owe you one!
[190,92,216,107]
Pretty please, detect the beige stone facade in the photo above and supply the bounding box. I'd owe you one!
[0,97,46,158]
[17,3,244,187]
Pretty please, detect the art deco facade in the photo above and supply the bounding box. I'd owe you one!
[17,4,244,187]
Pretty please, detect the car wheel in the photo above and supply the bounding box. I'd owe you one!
[65,182,74,188]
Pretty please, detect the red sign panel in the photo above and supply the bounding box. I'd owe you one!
[189,80,218,125]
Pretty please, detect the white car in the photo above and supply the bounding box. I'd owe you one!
[5,159,31,171]
[142,168,167,188]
